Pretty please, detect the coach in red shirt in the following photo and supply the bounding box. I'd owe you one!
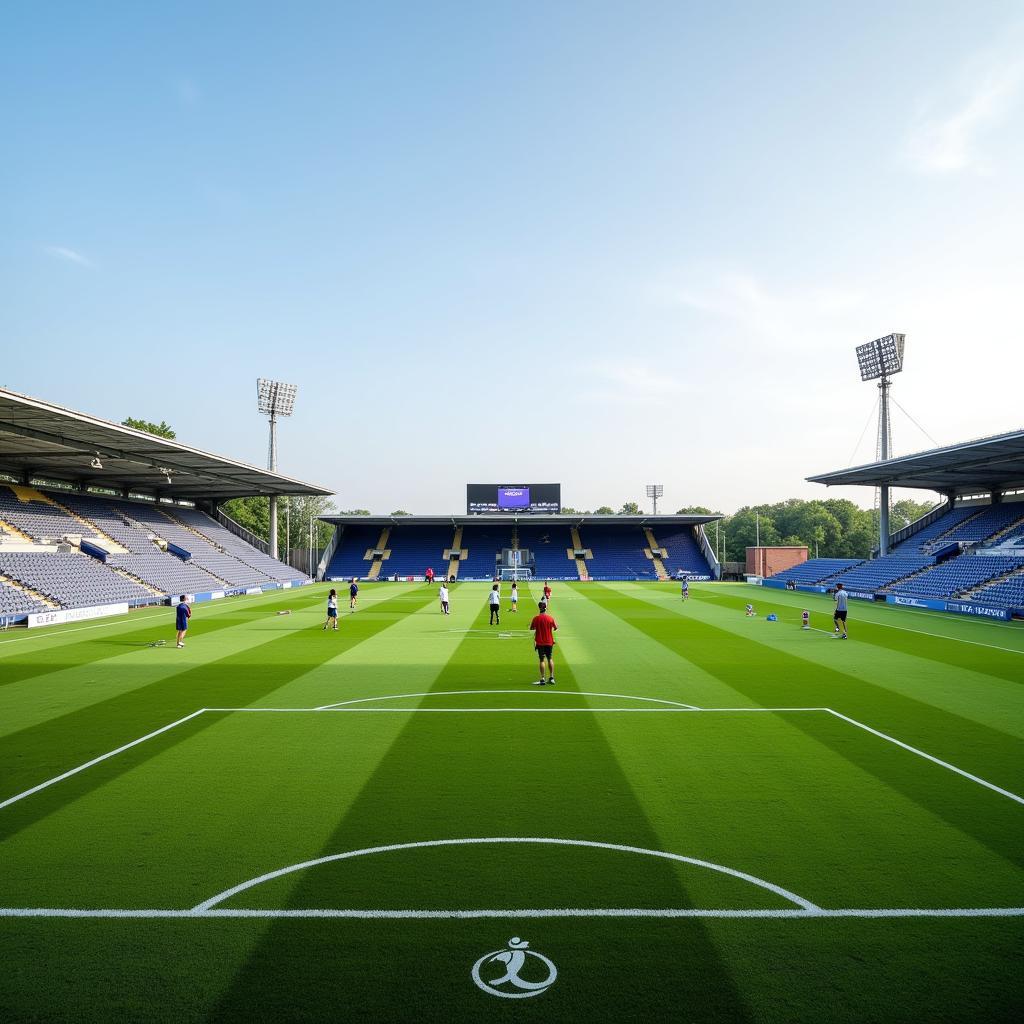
[530,601,557,686]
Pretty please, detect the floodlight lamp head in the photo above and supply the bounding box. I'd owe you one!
[645,484,664,498]
[855,334,905,382]
[256,378,299,417]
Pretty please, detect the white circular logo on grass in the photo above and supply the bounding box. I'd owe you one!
[472,937,557,999]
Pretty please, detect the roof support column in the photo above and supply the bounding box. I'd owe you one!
[269,494,279,560]
[879,484,890,556]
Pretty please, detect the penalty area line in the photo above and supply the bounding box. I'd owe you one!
[0,709,208,812]
[824,709,1024,806]
[0,906,1021,920]
[315,690,701,710]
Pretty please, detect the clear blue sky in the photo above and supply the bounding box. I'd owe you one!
[3,1,1022,513]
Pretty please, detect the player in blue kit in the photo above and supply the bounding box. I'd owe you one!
[175,596,191,648]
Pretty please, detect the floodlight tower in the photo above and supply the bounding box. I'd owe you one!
[257,378,298,559]
[855,334,905,556]
[646,484,664,516]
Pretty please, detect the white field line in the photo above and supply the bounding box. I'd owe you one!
[3,704,1019,820]
[824,709,1024,806]
[0,709,208,812]
[315,690,701,710]
[0,605,171,647]
[2,906,1022,920]
[193,837,820,912]
[663,582,1024,653]
[853,619,1024,656]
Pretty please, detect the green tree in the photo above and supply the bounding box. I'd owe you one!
[220,494,337,551]
[890,498,937,533]
[594,506,615,515]
[676,505,719,515]
[390,509,411,516]
[340,508,372,516]
[122,417,175,439]
[618,502,640,515]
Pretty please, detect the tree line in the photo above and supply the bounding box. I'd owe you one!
[676,497,935,563]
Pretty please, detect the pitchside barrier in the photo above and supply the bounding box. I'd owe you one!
[169,579,312,607]
[759,578,1015,620]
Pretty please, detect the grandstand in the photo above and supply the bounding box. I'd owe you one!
[320,512,721,583]
[770,429,1024,617]
[0,387,329,625]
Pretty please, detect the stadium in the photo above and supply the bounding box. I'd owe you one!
[4,7,1023,1022]
[1,377,1021,1021]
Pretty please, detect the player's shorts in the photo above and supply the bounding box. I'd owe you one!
[535,644,554,659]
[834,610,848,621]
[327,608,338,618]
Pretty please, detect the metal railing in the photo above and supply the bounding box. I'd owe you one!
[215,508,270,554]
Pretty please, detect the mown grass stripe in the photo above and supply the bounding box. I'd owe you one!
[576,583,1024,871]
[0,585,437,842]
[212,580,757,1020]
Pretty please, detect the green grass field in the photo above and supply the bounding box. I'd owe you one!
[1,580,1021,1022]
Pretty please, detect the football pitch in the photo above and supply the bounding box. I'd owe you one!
[1,581,1021,1022]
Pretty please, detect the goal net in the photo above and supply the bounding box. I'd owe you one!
[499,567,533,581]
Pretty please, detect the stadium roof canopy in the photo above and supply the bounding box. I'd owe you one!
[807,428,1024,495]
[321,513,721,527]
[0,386,332,501]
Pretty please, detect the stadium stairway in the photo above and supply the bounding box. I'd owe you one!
[446,526,465,580]
[642,527,670,580]
[0,572,58,609]
[365,529,391,580]
[42,492,129,553]
[110,566,166,597]
[980,508,1024,546]
[0,516,34,543]
[960,561,1024,600]
[568,527,591,581]
[876,561,941,593]
[0,485,128,551]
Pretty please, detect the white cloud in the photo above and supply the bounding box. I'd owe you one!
[44,245,94,268]
[905,51,1024,174]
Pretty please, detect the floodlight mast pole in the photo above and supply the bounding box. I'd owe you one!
[854,334,903,558]
[257,378,297,562]
[878,371,892,556]
[646,483,663,516]
[268,399,279,560]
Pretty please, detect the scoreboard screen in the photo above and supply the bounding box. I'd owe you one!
[467,484,561,515]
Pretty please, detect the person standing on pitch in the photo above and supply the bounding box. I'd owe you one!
[174,596,191,648]
[349,579,359,612]
[832,583,849,639]
[488,583,501,625]
[439,582,450,615]
[530,600,558,686]
[426,567,434,586]
[323,589,339,630]
[510,581,519,613]
[681,578,689,601]
[542,580,552,606]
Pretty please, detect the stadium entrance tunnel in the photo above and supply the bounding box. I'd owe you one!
[195,837,817,914]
